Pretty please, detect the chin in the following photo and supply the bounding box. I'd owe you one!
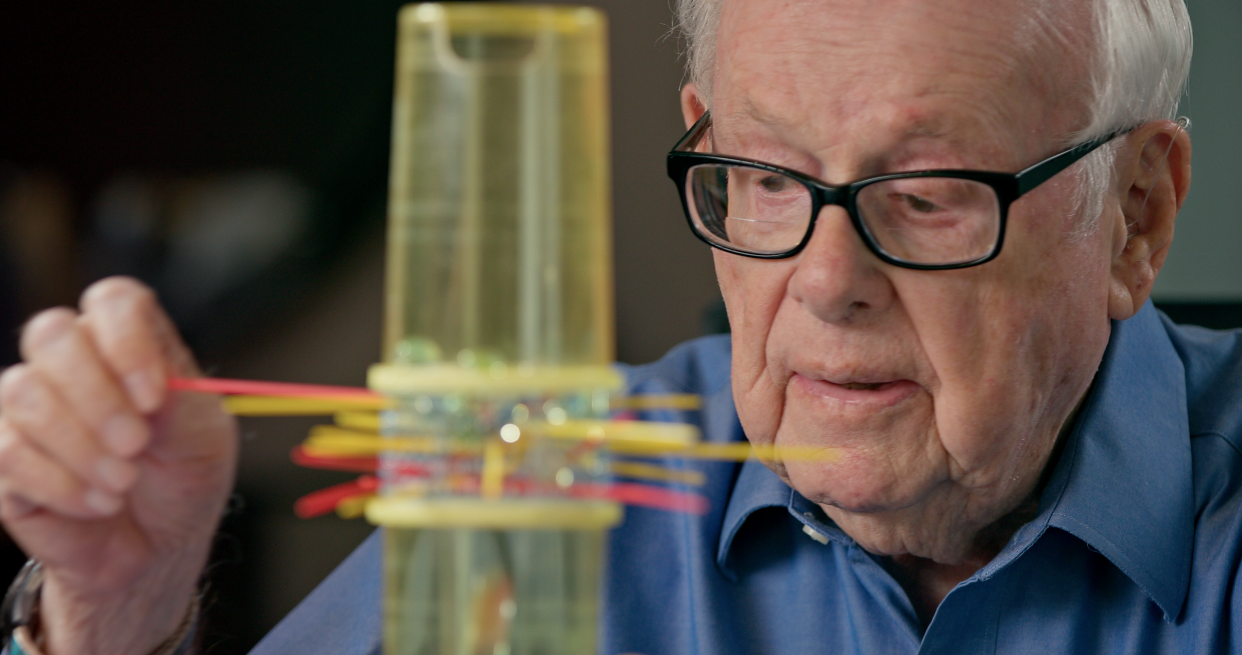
[778,451,942,515]
[765,399,947,515]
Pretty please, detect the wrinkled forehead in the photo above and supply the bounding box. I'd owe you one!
[712,0,1095,166]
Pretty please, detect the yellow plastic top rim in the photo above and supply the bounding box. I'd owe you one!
[366,497,623,529]
[400,3,605,35]
[368,363,624,395]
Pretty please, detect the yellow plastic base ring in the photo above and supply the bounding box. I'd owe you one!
[365,497,623,529]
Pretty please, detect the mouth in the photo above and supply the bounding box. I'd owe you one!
[838,382,884,390]
[791,374,919,406]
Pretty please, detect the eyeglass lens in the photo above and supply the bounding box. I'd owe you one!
[686,164,1001,265]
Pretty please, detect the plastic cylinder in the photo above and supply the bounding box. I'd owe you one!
[382,2,613,370]
[371,6,619,655]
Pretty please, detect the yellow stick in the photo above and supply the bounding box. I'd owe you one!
[306,426,441,455]
[610,461,705,486]
[335,493,376,519]
[223,395,390,416]
[480,442,506,499]
[613,394,702,410]
[533,420,700,448]
[606,441,841,463]
[334,410,381,432]
[300,425,839,464]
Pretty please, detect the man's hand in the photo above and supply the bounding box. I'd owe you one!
[0,277,238,655]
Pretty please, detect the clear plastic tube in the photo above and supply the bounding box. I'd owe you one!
[373,6,617,654]
[382,2,613,369]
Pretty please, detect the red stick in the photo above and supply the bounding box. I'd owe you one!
[291,446,379,474]
[573,482,710,515]
[293,475,380,518]
[168,376,380,399]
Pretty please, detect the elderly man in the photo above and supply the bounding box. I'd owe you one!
[0,0,1234,653]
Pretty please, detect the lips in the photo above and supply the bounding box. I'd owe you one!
[791,373,919,406]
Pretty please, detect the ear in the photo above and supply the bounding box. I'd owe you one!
[680,83,708,130]
[1107,120,1192,320]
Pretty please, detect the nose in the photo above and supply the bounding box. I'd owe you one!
[787,205,894,324]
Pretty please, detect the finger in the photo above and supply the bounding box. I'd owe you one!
[79,277,201,414]
[0,366,139,495]
[0,421,122,520]
[20,308,150,458]
[1,494,35,520]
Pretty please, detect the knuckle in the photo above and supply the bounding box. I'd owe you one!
[0,492,30,522]
[0,438,76,498]
[0,365,39,409]
[0,372,61,439]
[19,307,78,356]
[0,427,25,472]
[81,276,156,313]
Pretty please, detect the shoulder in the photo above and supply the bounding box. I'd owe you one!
[1158,314,1242,606]
[619,334,732,398]
[1158,311,1242,447]
[1186,428,1242,640]
[619,335,743,445]
[247,530,383,655]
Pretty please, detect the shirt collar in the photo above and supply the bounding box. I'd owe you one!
[1034,302,1194,621]
[717,457,791,579]
[715,303,1194,620]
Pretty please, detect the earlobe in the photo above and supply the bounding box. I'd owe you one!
[680,84,708,131]
[1107,120,1192,320]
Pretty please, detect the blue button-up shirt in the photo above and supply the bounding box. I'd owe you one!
[250,303,1242,654]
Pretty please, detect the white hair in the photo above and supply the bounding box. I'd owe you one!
[673,0,1193,232]
[1076,0,1192,234]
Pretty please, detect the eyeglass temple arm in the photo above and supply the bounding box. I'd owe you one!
[672,111,713,152]
[1014,117,1190,197]
[1014,130,1123,196]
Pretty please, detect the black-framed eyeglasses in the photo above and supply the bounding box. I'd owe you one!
[666,111,1126,269]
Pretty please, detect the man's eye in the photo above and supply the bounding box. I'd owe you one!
[759,175,792,193]
[898,194,940,213]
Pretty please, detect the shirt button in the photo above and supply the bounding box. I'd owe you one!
[802,524,830,545]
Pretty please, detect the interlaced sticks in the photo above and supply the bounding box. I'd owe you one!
[170,377,702,414]
[169,376,841,518]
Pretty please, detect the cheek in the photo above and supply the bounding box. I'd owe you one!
[896,204,1113,480]
[715,251,789,335]
[715,251,793,444]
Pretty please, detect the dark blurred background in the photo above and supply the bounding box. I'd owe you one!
[0,1,1237,653]
[0,1,721,652]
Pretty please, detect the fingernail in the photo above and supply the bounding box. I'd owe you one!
[95,456,138,493]
[123,369,162,414]
[100,414,149,457]
[84,488,122,515]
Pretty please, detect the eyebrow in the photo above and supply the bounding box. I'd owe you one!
[708,114,824,176]
[713,106,972,183]
[906,121,949,139]
[724,97,793,137]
